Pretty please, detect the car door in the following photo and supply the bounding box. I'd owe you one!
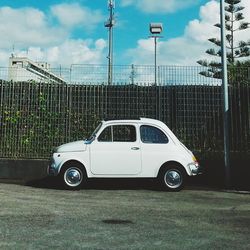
[90,124,141,175]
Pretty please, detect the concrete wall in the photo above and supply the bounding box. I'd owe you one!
[0,159,48,183]
[0,157,249,190]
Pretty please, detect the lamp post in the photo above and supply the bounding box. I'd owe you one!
[149,23,163,120]
[149,23,163,85]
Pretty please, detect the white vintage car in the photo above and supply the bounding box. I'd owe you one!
[48,118,201,191]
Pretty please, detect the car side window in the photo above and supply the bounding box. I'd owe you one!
[98,125,136,142]
[113,125,136,142]
[140,125,168,144]
[98,126,112,142]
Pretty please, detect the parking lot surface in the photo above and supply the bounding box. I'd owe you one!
[0,181,250,249]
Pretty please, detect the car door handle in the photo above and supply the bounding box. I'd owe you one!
[131,147,140,150]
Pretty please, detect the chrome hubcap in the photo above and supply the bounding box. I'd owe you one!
[164,169,182,188]
[64,167,82,187]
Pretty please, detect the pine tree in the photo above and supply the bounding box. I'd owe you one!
[228,59,250,85]
[197,0,250,78]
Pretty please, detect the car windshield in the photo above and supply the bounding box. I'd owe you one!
[86,122,103,142]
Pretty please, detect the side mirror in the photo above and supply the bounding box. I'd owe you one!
[85,135,96,144]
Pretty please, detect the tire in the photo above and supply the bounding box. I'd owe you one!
[159,165,185,191]
[60,162,86,190]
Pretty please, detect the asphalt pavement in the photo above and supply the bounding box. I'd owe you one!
[0,181,250,249]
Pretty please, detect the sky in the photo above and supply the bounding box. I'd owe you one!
[0,0,249,68]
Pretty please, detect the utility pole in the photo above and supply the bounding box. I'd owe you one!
[105,0,115,85]
[220,0,230,188]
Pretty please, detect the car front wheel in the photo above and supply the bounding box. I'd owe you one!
[61,163,86,190]
[159,165,185,191]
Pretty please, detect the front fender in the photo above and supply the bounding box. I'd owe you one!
[48,151,90,177]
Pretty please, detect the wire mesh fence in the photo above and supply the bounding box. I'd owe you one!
[1,64,223,85]
[0,65,249,159]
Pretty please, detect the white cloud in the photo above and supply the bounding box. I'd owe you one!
[126,0,250,66]
[11,39,107,67]
[242,0,250,23]
[51,3,104,30]
[95,39,107,50]
[120,0,201,13]
[49,39,107,66]
[0,1,249,69]
[126,1,220,65]
[17,47,45,61]
[0,5,106,67]
[0,6,66,49]
[185,0,220,43]
[127,36,207,66]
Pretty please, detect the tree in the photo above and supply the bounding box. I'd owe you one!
[228,60,250,85]
[197,0,250,78]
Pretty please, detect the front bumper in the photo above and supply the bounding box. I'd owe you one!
[47,160,59,176]
[188,162,203,176]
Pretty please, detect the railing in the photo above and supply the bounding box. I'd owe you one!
[1,65,223,85]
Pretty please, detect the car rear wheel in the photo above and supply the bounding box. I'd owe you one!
[159,165,185,191]
[61,163,86,190]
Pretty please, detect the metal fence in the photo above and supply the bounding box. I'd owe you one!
[1,64,225,85]
[0,65,249,159]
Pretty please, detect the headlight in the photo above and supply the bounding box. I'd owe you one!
[188,162,200,175]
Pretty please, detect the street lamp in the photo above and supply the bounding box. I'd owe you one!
[149,23,163,85]
[149,23,163,120]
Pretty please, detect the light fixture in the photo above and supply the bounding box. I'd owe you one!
[149,23,163,35]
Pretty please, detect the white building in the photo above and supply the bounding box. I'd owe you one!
[8,56,66,84]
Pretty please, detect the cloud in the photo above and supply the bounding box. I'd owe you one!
[120,0,201,13]
[242,0,250,22]
[12,39,107,67]
[185,0,220,43]
[0,4,106,67]
[126,37,207,66]
[0,6,66,49]
[51,3,104,30]
[125,0,250,66]
[126,0,220,65]
[0,1,249,68]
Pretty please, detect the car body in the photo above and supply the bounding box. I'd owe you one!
[48,118,202,191]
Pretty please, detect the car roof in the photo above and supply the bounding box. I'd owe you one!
[102,117,168,129]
